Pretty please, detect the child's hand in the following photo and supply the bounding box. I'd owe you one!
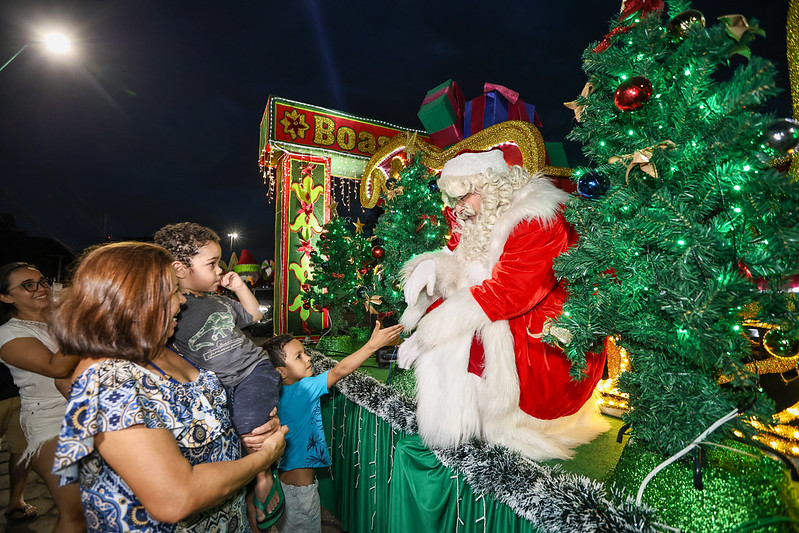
[219,271,246,291]
[367,321,404,350]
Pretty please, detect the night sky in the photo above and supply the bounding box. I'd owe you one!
[0,0,791,265]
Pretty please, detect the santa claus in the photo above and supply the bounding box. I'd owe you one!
[399,149,608,460]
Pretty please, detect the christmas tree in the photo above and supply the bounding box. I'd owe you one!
[553,0,799,457]
[372,157,451,314]
[307,157,450,334]
[306,216,377,333]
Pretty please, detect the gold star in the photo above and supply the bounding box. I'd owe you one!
[353,218,365,234]
[329,200,339,218]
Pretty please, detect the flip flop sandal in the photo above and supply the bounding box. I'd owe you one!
[253,470,285,531]
[5,503,38,521]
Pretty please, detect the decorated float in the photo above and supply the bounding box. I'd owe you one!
[258,1,799,531]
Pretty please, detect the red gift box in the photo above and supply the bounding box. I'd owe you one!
[429,124,463,149]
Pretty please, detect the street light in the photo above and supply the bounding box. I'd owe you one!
[0,31,72,74]
[228,232,239,258]
[43,33,71,54]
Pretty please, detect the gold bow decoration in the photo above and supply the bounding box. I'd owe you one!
[719,14,766,60]
[529,318,573,349]
[719,14,763,42]
[385,185,404,201]
[363,294,383,314]
[563,81,595,122]
[359,121,570,208]
[608,140,677,183]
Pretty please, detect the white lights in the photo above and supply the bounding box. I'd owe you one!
[43,32,71,54]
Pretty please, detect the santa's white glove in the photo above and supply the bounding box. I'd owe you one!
[397,335,424,369]
[404,259,437,307]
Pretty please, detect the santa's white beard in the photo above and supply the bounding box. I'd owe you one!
[454,210,493,263]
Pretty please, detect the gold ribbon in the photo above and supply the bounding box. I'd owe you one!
[719,14,766,60]
[718,14,761,42]
[359,121,560,208]
[364,294,382,315]
[385,185,404,201]
[609,140,676,183]
[563,81,594,122]
[789,0,799,179]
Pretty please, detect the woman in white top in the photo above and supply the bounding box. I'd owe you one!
[0,262,85,532]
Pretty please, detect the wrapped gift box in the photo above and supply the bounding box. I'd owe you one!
[463,83,543,138]
[417,80,464,146]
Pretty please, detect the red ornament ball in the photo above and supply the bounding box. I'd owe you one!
[371,245,385,260]
[614,76,653,111]
[302,301,311,310]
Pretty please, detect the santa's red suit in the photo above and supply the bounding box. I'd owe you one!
[400,174,607,460]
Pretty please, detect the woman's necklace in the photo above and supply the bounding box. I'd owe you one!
[12,317,48,326]
[148,345,201,384]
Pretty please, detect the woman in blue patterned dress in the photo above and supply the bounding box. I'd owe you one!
[50,242,287,532]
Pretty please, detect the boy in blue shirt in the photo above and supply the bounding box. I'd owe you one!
[263,321,402,533]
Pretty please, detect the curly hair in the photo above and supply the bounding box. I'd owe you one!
[441,165,534,262]
[50,242,174,363]
[262,334,295,368]
[154,222,220,267]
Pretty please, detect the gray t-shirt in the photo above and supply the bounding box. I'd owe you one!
[171,293,264,387]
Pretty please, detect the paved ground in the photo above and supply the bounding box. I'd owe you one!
[0,443,57,533]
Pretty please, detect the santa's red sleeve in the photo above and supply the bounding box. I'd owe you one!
[470,215,574,321]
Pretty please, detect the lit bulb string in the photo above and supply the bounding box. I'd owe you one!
[635,407,739,505]
[709,152,739,257]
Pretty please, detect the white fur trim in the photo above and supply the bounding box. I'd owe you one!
[441,149,509,179]
[413,290,490,348]
[413,335,483,447]
[486,175,570,268]
[481,391,609,460]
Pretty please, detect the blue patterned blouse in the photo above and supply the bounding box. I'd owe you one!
[53,359,250,532]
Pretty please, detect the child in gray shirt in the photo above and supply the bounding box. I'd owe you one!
[155,222,284,530]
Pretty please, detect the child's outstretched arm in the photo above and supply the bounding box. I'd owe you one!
[328,321,403,388]
[219,271,264,322]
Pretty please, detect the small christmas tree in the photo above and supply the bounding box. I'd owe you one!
[307,157,451,334]
[372,157,451,314]
[307,216,377,333]
[553,0,799,457]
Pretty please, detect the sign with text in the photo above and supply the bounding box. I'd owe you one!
[260,96,426,164]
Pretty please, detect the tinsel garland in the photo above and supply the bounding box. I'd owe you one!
[310,349,657,532]
[311,349,418,434]
[789,0,799,178]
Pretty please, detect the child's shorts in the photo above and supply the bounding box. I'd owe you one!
[276,479,321,533]
[226,358,281,434]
